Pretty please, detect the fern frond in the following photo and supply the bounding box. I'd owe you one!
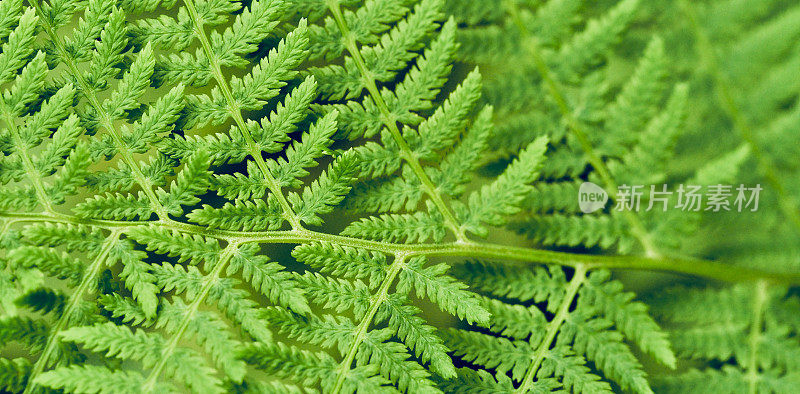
[293,241,388,287]
[37,365,168,394]
[241,342,381,392]
[342,209,446,244]
[289,150,359,225]
[0,357,30,393]
[7,247,83,285]
[1,0,797,392]
[460,136,548,237]
[448,262,672,393]
[397,257,489,325]
[229,244,310,314]
[110,239,158,318]
[378,294,454,378]
[127,226,220,266]
[188,198,283,231]
[156,149,212,216]
[73,192,153,220]
[581,271,676,368]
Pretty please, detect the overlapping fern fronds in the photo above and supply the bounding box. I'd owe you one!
[633,1,800,391]
[0,0,798,393]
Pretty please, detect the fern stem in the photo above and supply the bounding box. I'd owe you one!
[396,241,794,284]
[504,2,660,257]
[331,252,407,393]
[324,0,469,242]
[3,210,800,285]
[680,0,800,234]
[0,104,55,212]
[140,242,238,393]
[746,279,768,394]
[0,219,14,289]
[180,0,304,230]
[23,230,121,394]
[516,264,587,393]
[28,0,171,221]
[0,219,11,242]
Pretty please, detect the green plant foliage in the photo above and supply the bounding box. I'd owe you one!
[0,0,798,393]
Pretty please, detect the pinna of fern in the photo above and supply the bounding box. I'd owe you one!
[234,1,675,393]
[432,1,763,392]
[0,4,107,391]
[0,0,301,391]
[0,0,362,390]
[442,264,675,394]
[644,0,800,269]
[1,0,197,387]
[29,0,540,389]
[237,1,559,391]
[648,283,800,393]
[8,1,318,392]
[447,0,752,258]
[0,3,89,317]
[0,1,683,394]
[628,2,800,392]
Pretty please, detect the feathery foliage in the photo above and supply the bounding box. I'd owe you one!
[0,0,798,393]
